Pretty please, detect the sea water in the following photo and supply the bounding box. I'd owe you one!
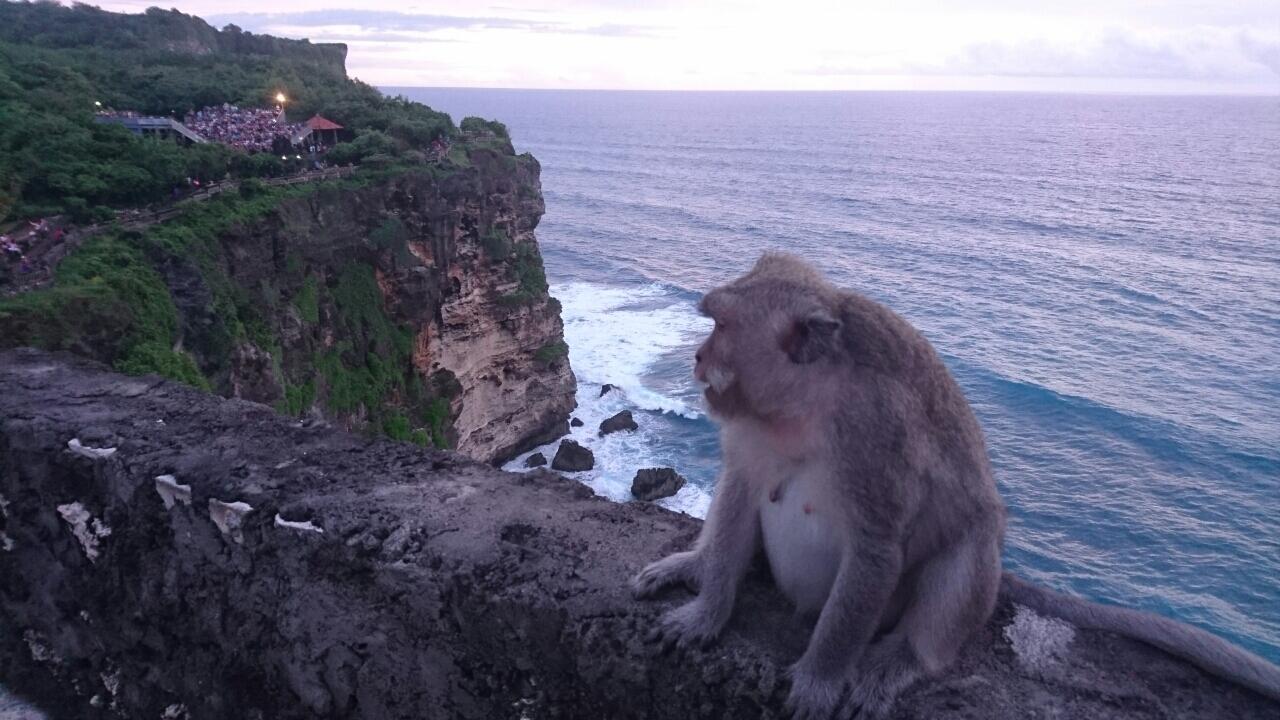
[401,88,1280,663]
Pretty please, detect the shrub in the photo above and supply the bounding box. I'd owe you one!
[480,228,511,260]
[460,116,509,139]
[326,129,399,166]
[533,340,568,363]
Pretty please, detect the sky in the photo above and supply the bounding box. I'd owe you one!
[97,1,1280,93]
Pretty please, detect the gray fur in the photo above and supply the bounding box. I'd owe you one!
[634,251,1280,717]
[634,252,1006,718]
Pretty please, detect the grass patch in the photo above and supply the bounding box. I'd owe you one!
[446,144,472,168]
[481,227,511,260]
[497,242,550,307]
[277,379,316,417]
[292,275,320,324]
[533,339,568,364]
[424,397,450,448]
[0,232,209,388]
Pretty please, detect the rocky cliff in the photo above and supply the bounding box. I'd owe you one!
[198,152,575,462]
[1,350,1276,720]
[1,150,575,464]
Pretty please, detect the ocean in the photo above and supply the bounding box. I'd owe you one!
[398,88,1280,663]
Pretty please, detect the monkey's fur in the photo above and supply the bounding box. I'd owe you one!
[632,253,1280,718]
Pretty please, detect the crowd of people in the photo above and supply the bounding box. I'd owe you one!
[183,104,304,152]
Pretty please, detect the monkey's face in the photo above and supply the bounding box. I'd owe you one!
[693,299,747,417]
[695,275,842,422]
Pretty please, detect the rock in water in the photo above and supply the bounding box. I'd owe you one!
[524,452,547,468]
[631,468,687,502]
[599,384,616,397]
[552,440,594,472]
[570,417,584,428]
[599,410,638,436]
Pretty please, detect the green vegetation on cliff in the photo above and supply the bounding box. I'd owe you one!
[0,4,559,455]
[0,172,465,447]
[498,242,551,307]
[0,182,315,387]
[0,1,462,221]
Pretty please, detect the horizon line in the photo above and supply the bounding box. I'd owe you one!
[377,85,1280,98]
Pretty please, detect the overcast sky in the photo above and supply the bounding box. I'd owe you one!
[99,1,1280,93]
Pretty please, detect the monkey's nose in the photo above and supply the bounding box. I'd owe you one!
[695,351,703,363]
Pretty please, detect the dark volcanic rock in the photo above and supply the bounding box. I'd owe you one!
[524,452,547,468]
[1,350,1276,720]
[599,383,616,397]
[631,468,687,502]
[551,439,594,472]
[599,410,639,436]
[570,417,584,428]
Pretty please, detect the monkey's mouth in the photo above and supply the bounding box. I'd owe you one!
[702,380,745,416]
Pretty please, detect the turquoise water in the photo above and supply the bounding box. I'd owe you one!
[400,89,1280,662]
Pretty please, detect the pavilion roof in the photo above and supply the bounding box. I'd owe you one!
[306,115,344,130]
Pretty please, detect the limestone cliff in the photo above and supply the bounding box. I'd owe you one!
[199,153,574,463]
[0,150,576,464]
[0,351,1276,719]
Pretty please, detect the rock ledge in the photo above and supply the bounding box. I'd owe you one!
[0,350,1275,719]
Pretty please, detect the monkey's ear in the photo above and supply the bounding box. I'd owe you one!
[781,312,841,364]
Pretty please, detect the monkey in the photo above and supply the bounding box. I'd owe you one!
[632,252,1280,718]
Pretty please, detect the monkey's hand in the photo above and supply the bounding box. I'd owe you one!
[646,599,726,651]
[631,551,701,599]
[786,662,849,720]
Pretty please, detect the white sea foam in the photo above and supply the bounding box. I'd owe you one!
[554,282,710,419]
[506,281,714,519]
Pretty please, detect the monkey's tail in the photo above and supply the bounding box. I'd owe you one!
[999,572,1280,701]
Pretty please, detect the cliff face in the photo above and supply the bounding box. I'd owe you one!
[1,351,1276,720]
[185,154,575,463]
[0,148,576,464]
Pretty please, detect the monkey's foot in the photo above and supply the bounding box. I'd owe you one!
[631,551,700,599]
[844,639,922,719]
[785,663,847,720]
[645,599,725,651]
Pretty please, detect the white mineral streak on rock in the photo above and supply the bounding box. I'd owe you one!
[161,704,189,719]
[67,438,117,459]
[23,631,58,664]
[154,475,192,509]
[1004,604,1076,673]
[101,670,121,697]
[0,494,11,550]
[56,502,111,561]
[274,514,323,534]
[208,499,253,544]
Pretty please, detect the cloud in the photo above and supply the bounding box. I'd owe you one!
[207,9,661,39]
[1239,34,1280,76]
[804,29,1280,82]
[294,32,462,45]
